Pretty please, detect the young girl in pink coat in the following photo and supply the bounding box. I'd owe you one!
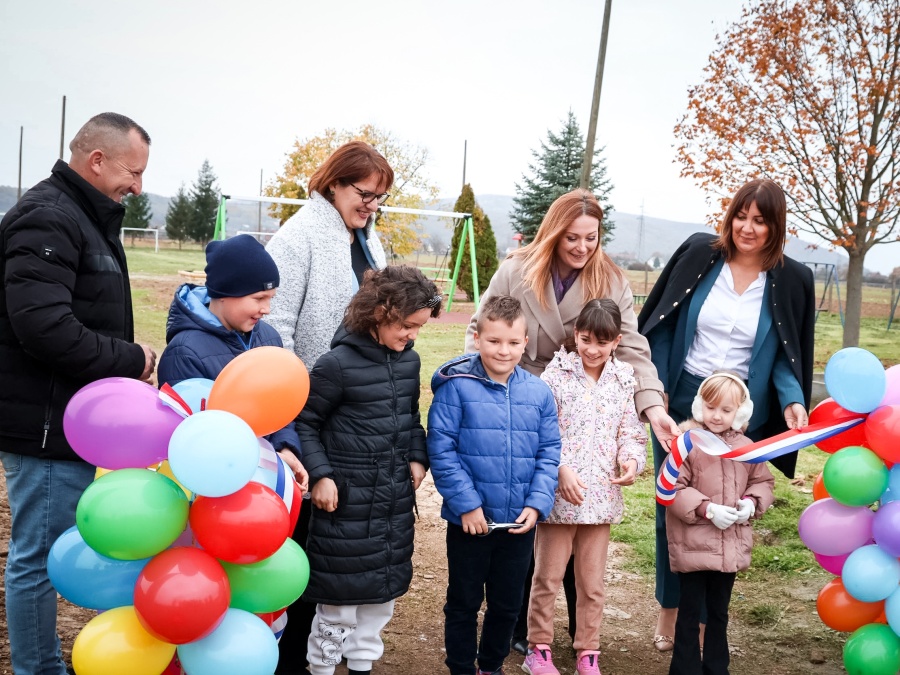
[666,372,775,675]
[523,299,648,675]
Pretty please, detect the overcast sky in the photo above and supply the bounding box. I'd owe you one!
[2,0,896,272]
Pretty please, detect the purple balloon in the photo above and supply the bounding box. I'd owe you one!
[798,498,874,556]
[873,500,900,556]
[814,550,850,575]
[63,377,184,469]
[883,365,900,407]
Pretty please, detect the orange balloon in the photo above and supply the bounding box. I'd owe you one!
[816,577,884,632]
[812,472,830,501]
[207,347,310,437]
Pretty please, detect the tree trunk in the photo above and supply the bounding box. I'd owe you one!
[843,249,865,347]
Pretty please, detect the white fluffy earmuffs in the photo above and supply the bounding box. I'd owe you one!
[691,372,754,431]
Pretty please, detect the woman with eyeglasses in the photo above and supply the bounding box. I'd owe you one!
[265,140,391,675]
[266,140,392,371]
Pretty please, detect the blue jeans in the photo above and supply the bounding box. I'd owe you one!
[444,522,535,675]
[1,452,95,675]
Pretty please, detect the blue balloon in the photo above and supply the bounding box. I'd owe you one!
[882,487,898,505]
[843,544,900,602]
[172,378,215,415]
[168,410,260,497]
[825,348,887,413]
[177,609,278,675]
[886,587,900,637]
[47,526,150,610]
[888,465,900,496]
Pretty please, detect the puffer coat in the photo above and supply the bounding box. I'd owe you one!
[666,423,775,573]
[297,324,427,605]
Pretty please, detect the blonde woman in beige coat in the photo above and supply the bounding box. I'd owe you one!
[465,189,680,654]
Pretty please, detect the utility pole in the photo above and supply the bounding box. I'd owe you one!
[17,126,23,199]
[258,169,263,231]
[59,95,67,160]
[638,202,649,293]
[580,0,612,189]
[462,140,467,188]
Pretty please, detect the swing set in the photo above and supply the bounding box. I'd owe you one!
[214,196,482,311]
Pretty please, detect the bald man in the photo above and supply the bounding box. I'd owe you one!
[0,112,156,675]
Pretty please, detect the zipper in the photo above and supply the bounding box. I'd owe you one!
[505,384,512,518]
[42,374,56,449]
[386,354,397,590]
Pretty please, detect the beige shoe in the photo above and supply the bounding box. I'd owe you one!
[653,634,674,652]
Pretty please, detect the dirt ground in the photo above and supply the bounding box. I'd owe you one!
[0,471,846,675]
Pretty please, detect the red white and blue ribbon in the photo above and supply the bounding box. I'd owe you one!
[656,417,866,506]
[270,609,288,641]
[158,383,195,418]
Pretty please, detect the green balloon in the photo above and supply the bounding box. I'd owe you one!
[823,446,889,507]
[221,539,309,613]
[76,468,189,560]
[844,623,900,675]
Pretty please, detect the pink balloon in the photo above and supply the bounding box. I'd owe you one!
[798,498,874,556]
[814,550,851,575]
[63,377,184,469]
[882,365,900,407]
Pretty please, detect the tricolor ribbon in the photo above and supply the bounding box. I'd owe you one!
[158,383,199,418]
[656,416,866,506]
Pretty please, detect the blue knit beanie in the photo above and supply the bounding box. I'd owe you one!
[205,236,280,299]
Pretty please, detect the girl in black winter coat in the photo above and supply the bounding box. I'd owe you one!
[298,265,442,675]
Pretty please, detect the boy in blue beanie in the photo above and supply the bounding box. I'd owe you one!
[157,234,307,486]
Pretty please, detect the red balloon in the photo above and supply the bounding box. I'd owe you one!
[161,654,183,675]
[190,482,290,564]
[810,398,869,453]
[816,577,884,632]
[288,480,304,534]
[866,405,900,463]
[812,472,830,501]
[134,547,230,644]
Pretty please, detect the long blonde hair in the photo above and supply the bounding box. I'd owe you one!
[510,189,622,307]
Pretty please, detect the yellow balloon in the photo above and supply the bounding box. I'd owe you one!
[72,606,175,675]
[94,467,113,480]
[156,460,193,499]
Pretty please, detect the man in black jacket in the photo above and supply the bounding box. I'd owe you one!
[0,112,157,675]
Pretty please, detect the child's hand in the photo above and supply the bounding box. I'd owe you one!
[558,466,586,506]
[509,507,539,534]
[410,461,427,490]
[706,503,739,530]
[277,450,310,495]
[610,459,638,486]
[735,498,756,524]
[461,507,489,535]
[311,477,339,512]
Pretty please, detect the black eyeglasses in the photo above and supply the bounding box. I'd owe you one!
[349,182,390,205]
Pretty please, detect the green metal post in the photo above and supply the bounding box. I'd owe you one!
[445,217,470,311]
[213,196,227,241]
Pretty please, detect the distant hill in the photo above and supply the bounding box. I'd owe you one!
[0,185,862,272]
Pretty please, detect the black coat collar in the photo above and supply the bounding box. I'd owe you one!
[50,160,126,238]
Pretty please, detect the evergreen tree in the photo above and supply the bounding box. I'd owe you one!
[165,184,193,249]
[188,160,220,245]
[510,110,615,246]
[449,184,499,301]
[122,192,152,245]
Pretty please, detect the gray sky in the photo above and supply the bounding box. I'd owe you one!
[2,0,896,272]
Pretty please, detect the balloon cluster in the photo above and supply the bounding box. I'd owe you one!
[797,348,900,675]
[49,347,311,675]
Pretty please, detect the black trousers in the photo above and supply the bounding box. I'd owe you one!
[276,500,318,673]
[669,571,736,675]
[444,523,535,675]
[513,555,578,643]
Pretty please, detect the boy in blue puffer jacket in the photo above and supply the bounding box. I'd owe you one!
[157,234,306,486]
[427,295,561,675]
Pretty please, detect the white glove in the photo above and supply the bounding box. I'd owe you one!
[706,503,739,530]
[735,498,756,524]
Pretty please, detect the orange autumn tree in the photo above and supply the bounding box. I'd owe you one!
[266,125,438,258]
[675,0,900,346]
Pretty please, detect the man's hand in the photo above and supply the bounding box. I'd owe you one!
[558,465,586,505]
[410,461,426,490]
[784,403,809,430]
[645,405,680,447]
[610,459,638,486]
[311,477,338,512]
[461,507,488,535]
[139,344,157,381]
[509,506,539,534]
[277,449,309,495]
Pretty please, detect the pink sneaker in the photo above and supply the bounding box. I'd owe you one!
[521,644,560,675]
[576,651,602,675]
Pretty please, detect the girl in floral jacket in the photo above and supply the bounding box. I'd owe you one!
[523,299,647,675]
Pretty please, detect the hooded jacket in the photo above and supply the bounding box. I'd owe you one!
[297,324,427,605]
[666,421,775,573]
[156,284,300,454]
[540,349,647,525]
[427,354,561,526]
[0,160,145,461]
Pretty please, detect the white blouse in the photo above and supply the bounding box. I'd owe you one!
[683,263,766,380]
